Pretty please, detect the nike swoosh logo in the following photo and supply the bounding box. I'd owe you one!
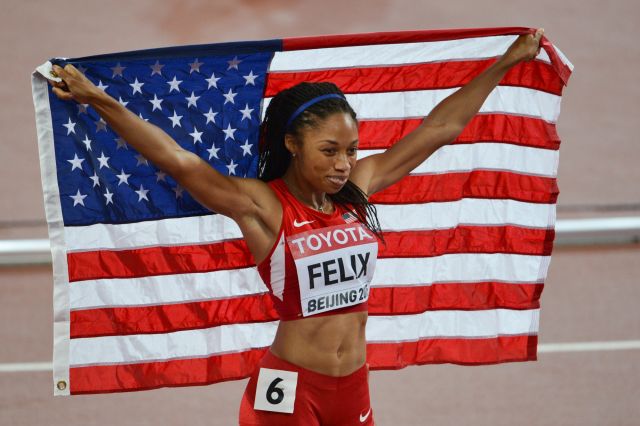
[359,408,371,423]
[293,219,315,227]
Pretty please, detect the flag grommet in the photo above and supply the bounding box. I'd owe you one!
[56,380,67,391]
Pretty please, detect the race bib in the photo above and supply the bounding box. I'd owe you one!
[254,368,298,414]
[287,223,378,317]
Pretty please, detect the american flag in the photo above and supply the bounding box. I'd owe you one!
[31,27,572,395]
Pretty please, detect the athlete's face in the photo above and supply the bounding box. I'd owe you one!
[286,112,359,194]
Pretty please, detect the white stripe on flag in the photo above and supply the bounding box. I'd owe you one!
[269,35,551,71]
[374,254,550,286]
[64,213,242,252]
[69,309,538,366]
[70,268,267,310]
[70,254,546,309]
[378,199,555,231]
[263,87,562,122]
[359,143,559,177]
[366,309,539,342]
[69,321,279,367]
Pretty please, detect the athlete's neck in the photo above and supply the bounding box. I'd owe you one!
[282,170,329,213]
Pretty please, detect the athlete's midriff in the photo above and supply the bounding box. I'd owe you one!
[270,310,368,377]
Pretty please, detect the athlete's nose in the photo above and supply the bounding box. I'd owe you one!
[334,153,351,172]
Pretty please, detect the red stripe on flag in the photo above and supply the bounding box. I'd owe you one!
[358,114,560,150]
[69,334,537,393]
[68,239,253,282]
[70,294,278,339]
[369,282,543,315]
[283,27,534,51]
[367,335,538,369]
[265,60,564,97]
[370,172,559,204]
[70,282,542,338]
[69,347,269,395]
[380,227,554,258]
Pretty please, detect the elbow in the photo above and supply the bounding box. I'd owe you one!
[162,149,199,179]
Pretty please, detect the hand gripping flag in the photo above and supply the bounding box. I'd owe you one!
[31,27,573,395]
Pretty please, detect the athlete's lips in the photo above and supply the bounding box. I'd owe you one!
[326,176,348,187]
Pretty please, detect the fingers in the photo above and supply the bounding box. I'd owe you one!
[51,85,74,101]
[534,28,544,42]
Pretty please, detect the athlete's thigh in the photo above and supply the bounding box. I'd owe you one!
[238,363,320,426]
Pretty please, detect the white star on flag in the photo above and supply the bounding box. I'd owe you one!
[150,60,165,76]
[97,152,110,169]
[81,135,92,151]
[67,154,84,171]
[63,118,76,135]
[135,154,149,166]
[89,172,100,187]
[70,189,87,207]
[227,56,241,70]
[103,188,114,205]
[167,76,182,93]
[115,137,128,150]
[243,70,258,85]
[240,140,252,156]
[130,78,144,95]
[149,94,163,111]
[173,185,184,198]
[205,72,221,89]
[189,127,203,144]
[168,110,183,128]
[239,104,254,121]
[118,97,129,107]
[207,144,220,160]
[223,88,237,104]
[96,80,109,91]
[226,159,238,175]
[95,118,107,132]
[203,108,218,124]
[189,58,204,74]
[222,123,237,140]
[111,63,126,78]
[186,91,200,108]
[116,169,131,185]
[155,171,167,182]
[135,185,150,202]
[77,104,88,114]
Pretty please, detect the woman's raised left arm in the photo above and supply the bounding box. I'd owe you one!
[351,28,544,196]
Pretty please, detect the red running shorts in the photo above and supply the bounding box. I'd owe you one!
[239,350,374,425]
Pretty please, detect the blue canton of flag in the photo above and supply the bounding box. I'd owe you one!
[49,45,275,226]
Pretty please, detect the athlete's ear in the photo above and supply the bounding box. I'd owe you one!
[284,134,299,158]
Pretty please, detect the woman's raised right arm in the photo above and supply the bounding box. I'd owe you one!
[49,64,277,224]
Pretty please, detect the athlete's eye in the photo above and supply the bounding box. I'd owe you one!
[348,147,358,155]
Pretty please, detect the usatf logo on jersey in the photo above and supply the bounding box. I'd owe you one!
[286,223,378,316]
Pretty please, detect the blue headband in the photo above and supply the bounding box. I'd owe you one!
[285,93,346,130]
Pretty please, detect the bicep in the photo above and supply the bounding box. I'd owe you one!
[351,121,460,195]
[169,150,269,219]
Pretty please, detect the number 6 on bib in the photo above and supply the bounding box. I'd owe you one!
[254,368,298,413]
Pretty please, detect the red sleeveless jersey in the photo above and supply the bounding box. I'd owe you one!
[257,179,378,321]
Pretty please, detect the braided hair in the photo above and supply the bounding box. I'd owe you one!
[258,82,383,241]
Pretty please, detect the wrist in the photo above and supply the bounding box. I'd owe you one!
[87,88,112,107]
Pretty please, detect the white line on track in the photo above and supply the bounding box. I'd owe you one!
[0,340,639,373]
[537,340,640,353]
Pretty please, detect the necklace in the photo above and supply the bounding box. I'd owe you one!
[283,178,328,212]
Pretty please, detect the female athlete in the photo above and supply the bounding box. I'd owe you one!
[50,29,544,426]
